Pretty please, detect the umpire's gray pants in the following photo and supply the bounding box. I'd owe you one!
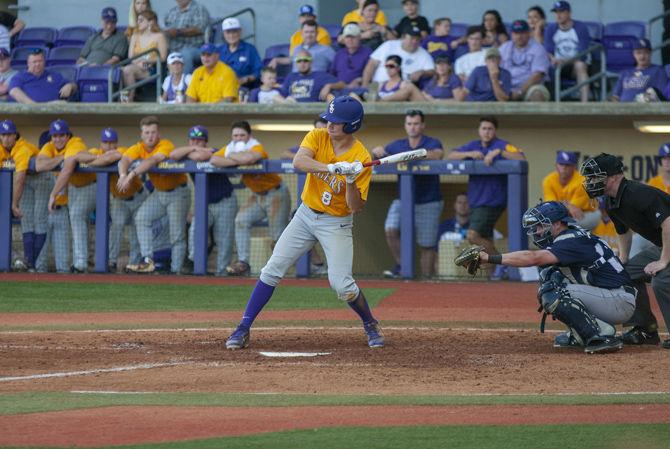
[136,185,191,273]
[69,182,97,270]
[188,195,238,275]
[624,245,670,333]
[35,206,71,273]
[260,204,359,301]
[19,172,51,235]
[109,190,148,265]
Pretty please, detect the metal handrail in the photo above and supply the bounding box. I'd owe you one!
[205,7,257,45]
[108,48,163,103]
[554,43,607,102]
[648,10,670,37]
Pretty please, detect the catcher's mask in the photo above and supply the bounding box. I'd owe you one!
[522,201,574,249]
[580,153,623,198]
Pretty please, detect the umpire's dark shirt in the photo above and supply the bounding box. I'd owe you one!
[607,178,670,246]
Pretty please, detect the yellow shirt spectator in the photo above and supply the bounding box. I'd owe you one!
[299,128,372,217]
[0,137,38,172]
[124,139,187,191]
[341,8,387,26]
[289,26,332,53]
[40,136,93,188]
[542,170,595,212]
[186,61,239,103]
[647,174,670,194]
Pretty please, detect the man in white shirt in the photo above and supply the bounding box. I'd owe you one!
[361,26,435,86]
[454,26,486,82]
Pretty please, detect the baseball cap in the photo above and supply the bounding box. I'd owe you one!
[633,38,651,50]
[403,26,422,37]
[551,1,571,12]
[511,19,530,33]
[199,43,219,54]
[49,119,70,136]
[0,48,10,59]
[342,23,361,37]
[188,125,208,140]
[658,143,670,157]
[401,0,419,4]
[593,153,624,176]
[101,7,118,22]
[222,17,241,31]
[556,150,579,165]
[101,127,118,142]
[434,55,451,64]
[484,47,500,59]
[0,119,17,134]
[167,52,184,65]
[299,5,315,16]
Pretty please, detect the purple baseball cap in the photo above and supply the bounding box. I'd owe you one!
[299,5,315,16]
[556,150,579,165]
[188,125,208,140]
[101,127,118,142]
[199,43,219,54]
[0,48,9,59]
[101,7,118,22]
[511,20,530,33]
[658,143,670,157]
[0,119,17,134]
[49,119,70,136]
[551,1,571,12]
[633,38,651,50]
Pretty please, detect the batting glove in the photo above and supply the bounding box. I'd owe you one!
[327,161,353,175]
[346,161,363,184]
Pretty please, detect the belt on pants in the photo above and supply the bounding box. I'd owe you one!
[256,184,281,196]
[309,207,325,215]
[161,183,187,193]
[122,187,144,202]
[622,285,637,296]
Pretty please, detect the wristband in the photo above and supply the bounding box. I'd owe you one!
[488,254,503,264]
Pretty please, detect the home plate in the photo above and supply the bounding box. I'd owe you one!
[259,351,332,357]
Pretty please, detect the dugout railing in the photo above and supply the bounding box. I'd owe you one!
[0,159,528,279]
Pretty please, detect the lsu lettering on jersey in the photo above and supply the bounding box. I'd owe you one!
[542,170,596,212]
[0,137,39,172]
[124,139,186,191]
[299,128,372,217]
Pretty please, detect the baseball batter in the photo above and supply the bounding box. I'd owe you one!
[226,96,384,350]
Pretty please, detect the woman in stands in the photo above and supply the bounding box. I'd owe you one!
[422,56,464,102]
[126,0,152,38]
[527,5,546,45]
[357,0,389,50]
[122,9,167,102]
[481,10,508,47]
[370,55,423,102]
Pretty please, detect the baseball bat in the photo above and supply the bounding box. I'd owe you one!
[363,149,427,167]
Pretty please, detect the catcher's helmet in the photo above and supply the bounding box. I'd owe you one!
[580,153,623,198]
[320,95,364,134]
[522,201,574,249]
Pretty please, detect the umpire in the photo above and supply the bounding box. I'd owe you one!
[581,153,670,349]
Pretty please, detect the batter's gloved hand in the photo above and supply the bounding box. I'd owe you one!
[345,160,364,184]
[327,161,353,175]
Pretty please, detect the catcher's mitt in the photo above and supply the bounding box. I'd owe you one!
[454,245,484,276]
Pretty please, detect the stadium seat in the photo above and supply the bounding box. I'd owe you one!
[77,65,120,102]
[48,64,78,83]
[603,21,646,39]
[46,46,82,66]
[583,21,604,42]
[453,42,469,61]
[602,35,638,73]
[14,27,57,48]
[55,26,95,47]
[10,46,49,69]
[210,19,224,45]
[665,64,670,79]
[450,22,469,38]
[263,43,291,82]
[323,24,341,41]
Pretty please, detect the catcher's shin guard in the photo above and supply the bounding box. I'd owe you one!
[539,280,601,346]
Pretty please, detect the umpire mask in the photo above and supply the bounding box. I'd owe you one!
[580,158,607,198]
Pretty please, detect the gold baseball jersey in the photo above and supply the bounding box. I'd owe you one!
[218,142,282,194]
[647,175,670,194]
[299,128,372,217]
[89,147,142,199]
[542,170,595,212]
[0,137,39,173]
[40,136,93,188]
[124,139,187,191]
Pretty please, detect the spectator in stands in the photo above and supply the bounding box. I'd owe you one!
[391,0,429,39]
[368,54,424,101]
[210,121,291,276]
[247,67,283,103]
[218,17,262,89]
[349,0,390,50]
[186,44,239,103]
[161,52,191,103]
[0,9,25,41]
[290,5,331,53]
[127,0,152,37]
[611,39,667,102]
[422,17,456,63]
[527,5,546,45]
[169,125,238,276]
[78,7,129,67]
[0,22,8,52]
[9,49,77,103]
[499,19,551,101]
[290,20,335,73]
[117,115,190,274]
[446,116,526,280]
[280,117,327,158]
[341,0,388,28]
[0,48,17,101]
[542,150,600,230]
[331,23,372,87]
[280,49,342,102]
[544,0,590,102]
[362,26,434,87]
[648,143,670,194]
[121,9,167,102]
[438,193,470,241]
[372,110,444,279]
[463,47,511,102]
[422,56,464,101]
[164,0,211,75]
[481,10,509,47]
[454,26,485,82]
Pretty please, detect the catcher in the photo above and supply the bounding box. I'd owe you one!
[455,200,637,354]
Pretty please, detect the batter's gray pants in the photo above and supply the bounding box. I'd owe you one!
[35,206,71,273]
[109,190,148,266]
[135,185,191,273]
[69,182,97,271]
[260,204,359,300]
[624,245,670,333]
[19,172,51,235]
[235,184,290,265]
[188,195,238,275]
[564,283,636,334]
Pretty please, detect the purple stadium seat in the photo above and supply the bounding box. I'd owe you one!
[583,21,604,42]
[14,27,57,48]
[263,44,291,83]
[55,26,95,47]
[10,46,49,69]
[450,22,469,38]
[602,35,638,73]
[603,21,646,39]
[324,24,341,41]
[46,46,82,67]
[77,65,120,102]
[453,42,469,61]
[210,18,224,45]
[665,64,670,79]
[47,64,77,83]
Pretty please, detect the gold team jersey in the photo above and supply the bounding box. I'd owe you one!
[218,142,282,194]
[341,8,388,26]
[186,61,239,103]
[0,137,39,172]
[542,170,596,212]
[89,147,143,199]
[289,26,332,53]
[647,175,670,195]
[299,128,372,217]
[39,136,89,205]
[124,139,186,192]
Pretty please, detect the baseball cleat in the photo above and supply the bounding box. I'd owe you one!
[622,326,660,345]
[126,257,155,274]
[584,336,623,354]
[663,339,670,349]
[364,320,385,348]
[553,331,579,349]
[226,326,250,350]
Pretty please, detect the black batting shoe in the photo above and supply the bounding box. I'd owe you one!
[585,336,623,354]
[622,327,660,345]
[662,339,670,349]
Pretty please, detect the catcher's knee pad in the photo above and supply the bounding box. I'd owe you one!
[540,283,601,345]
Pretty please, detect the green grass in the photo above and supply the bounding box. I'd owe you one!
[2,424,670,449]
[0,282,393,313]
